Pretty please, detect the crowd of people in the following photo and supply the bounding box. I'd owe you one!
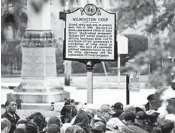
[1,94,175,133]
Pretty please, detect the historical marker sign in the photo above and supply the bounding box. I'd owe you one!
[64,4,116,61]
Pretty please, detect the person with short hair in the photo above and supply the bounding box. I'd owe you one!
[44,116,61,133]
[1,118,11,133]
[1,100,20,133]
[48,116,61,128]
[25,122,38,133]
[47,124,60,133]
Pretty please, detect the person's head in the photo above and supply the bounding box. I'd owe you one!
[5,100,17,114]
[135,105,146,112]
[25,122,38,133]
[146,110,160,124]
[73,110,90,133]
[16,119,28,129]
[167,98,175,114]
[161,120,174,133]
[47,124,60,133]
[65,125,86,133]
[112,102,124,117]
[26,112,46,131]
[135,111,147,125]
[124,105,136,113]
[14,128,25,133]
[98,106,115,122]
[1,118,11,133]
[147,94,162,110]
[91,121,106,133]
[48,116,61,130]
[60,105,77,123]
[64,99,75,106]
[123,112,136,125]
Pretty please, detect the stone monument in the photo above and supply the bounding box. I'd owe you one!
[8,0,69,110]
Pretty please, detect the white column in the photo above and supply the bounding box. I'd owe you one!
[87,70,93,103]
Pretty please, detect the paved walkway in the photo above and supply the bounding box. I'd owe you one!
[1,75,148,89]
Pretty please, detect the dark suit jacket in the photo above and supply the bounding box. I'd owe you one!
[1,111,20,133]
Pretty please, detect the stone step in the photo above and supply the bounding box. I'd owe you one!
[7,91,70,103]
[19,88,63,92]
[21,102,65,111]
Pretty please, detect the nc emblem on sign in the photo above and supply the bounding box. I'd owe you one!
[84,4,97,16]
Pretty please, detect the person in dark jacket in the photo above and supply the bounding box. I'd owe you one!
[26,112,46,131]
[1,100,20,133]
[121,111,149,133]
[145,110,161,133]
[66,110,90,133]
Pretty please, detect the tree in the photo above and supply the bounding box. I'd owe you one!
[1,0,27,74]
[120,0,175,90]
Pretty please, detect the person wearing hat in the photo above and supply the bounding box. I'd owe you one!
[95,105,115,124]
[121,111,149,133]
[91,121,106,133]
[111,102,124,118]
[145,94,162,111]
[134,111,147,128]
[119,105,136,120]
[122,112,136,125]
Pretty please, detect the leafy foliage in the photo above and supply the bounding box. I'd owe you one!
[112,0,157,32]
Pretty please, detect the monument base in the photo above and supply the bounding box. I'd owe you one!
[21,102,65,111]
[8,77,70,111]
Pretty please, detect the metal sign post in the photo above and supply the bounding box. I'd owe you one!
[87,61,93,103]
[117,34,128,84]
[126,74,130,105]
[63,4,116,104]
